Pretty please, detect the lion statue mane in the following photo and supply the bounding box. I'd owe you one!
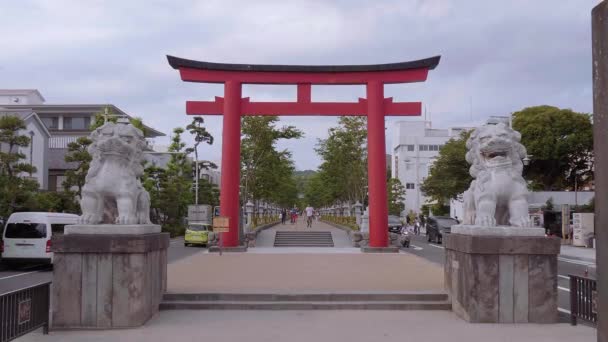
[78,120,151,225]
[462,123,532,227]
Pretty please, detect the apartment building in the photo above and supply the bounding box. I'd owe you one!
[1,90,165,191]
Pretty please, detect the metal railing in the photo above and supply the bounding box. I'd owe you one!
[0,282,50,342]
[569,274,597,326]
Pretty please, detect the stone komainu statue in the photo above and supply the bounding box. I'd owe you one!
[462,123,532,227]
[78,120,152,225]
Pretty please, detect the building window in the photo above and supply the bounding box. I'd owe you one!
[64,117,91,130]
[406,183,415,189]
[406,145,414,151]
[41,117,58,129]
[419,145,429,151]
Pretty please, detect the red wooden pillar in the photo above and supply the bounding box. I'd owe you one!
[366,80,389,247]
[219,80,241,247]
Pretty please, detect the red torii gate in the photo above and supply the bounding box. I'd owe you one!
[168,55,440,249]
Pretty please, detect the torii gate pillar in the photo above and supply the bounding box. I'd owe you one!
[220,80,242,247]
[366,80,388,247]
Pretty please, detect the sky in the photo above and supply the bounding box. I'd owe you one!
[0,0,600,170]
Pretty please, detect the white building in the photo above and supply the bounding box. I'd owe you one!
[391,121,471,214]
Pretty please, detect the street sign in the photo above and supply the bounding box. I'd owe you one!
[213,216,229,233]
[188,205,212,224]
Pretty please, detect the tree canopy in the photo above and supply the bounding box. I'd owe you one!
[0,115,38,217]
[512,106,593,191]
[312,117,368,207]
[240,116,303,208]
[420,130,472,204]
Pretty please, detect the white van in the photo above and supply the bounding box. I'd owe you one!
[1,212,79,265]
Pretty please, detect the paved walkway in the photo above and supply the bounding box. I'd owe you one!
[167,251,444,293]
[19,310,595,342]
[255,217,352,247]
[560,244,596,262]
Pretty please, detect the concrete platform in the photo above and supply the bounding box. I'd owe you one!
[167,251,444,293]
[18,310,596,342]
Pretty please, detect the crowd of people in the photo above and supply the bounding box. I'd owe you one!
[280,205,318,227]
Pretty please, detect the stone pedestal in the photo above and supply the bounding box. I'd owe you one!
[444,229,560,323]
[51,232,169,329]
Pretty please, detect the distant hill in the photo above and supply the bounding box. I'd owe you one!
[294,170,317,177]
[293,170,317,198]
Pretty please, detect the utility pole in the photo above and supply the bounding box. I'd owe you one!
[592,2,607,340]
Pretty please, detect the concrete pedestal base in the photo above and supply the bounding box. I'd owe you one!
[51,233,169,329]
[361,246,400,253]
[65,224,161,235]
[444,233,560,323]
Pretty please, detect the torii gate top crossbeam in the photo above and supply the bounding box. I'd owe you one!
[167,55,440,85]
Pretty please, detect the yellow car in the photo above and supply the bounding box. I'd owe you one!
[184,223,210,247]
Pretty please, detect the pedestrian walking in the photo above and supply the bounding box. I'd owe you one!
[290,207,297,224]
[305,205,314,228]
[281,208,287,224]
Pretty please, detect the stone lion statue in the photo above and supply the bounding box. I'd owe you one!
[462,123,532,227]
[78,120,152,225]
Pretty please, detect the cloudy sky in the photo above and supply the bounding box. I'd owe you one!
[0,0,600,170]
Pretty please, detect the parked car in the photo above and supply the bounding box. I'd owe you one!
[426,216,459,244]
[184,223,210,247]
[1,212,79,266]
[388,215,403,233]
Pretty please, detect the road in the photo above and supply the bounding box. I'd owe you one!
[402,234,596,317]
[0,237,202,295]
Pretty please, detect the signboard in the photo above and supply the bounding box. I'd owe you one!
[213,216,229,233]
[188,205,212,224]
[18,299,31,324]
[561,204,570,240]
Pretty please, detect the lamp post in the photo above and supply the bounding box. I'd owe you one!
[245,200,254,230]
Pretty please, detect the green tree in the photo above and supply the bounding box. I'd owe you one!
[420,130,473,205]
[314,117,367,205]
[240,116,303,208]
[186,117,215,205]
[512,106,593,191]
[387,178,406,215]
[0,115,38,217]
[63,136,92,198]
[142,128,193,236]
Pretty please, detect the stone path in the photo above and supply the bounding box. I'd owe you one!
[20,311,595,342]
[255,217,352,247]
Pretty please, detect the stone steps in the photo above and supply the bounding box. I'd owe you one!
[160,292,451,311]
[163,292,448,302]
[274,231,334,247]
[160,300,451,311]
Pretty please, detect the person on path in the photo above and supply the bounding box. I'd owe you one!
[290,207,297,224]
[281,208,287,224]
[305,205,314,228]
